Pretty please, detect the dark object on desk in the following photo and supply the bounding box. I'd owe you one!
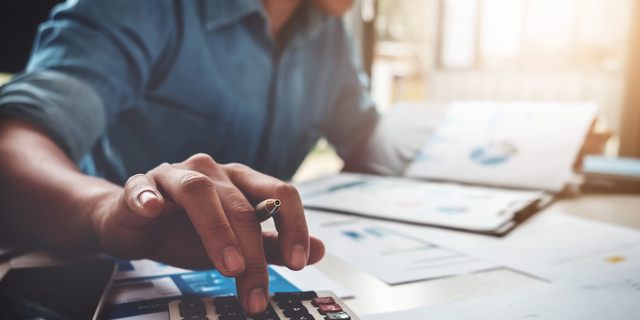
[581,155,640,194]
[0,259,117,320]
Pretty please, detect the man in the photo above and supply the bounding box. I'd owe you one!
[0,0,377,314]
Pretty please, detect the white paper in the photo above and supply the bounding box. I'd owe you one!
[305,210,497,285]
[362,263,640,320]
[114,259,192,280]
[382,210,640,282]
[300,173,542,232]
[108,277,182,304]
[405,100,598,191]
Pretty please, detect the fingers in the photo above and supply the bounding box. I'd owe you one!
[263,232,325,266]
[181,155,269,313]
[147,163,246,278]
[223,163,311,271]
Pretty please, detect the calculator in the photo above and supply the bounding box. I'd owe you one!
[168,290,360,320]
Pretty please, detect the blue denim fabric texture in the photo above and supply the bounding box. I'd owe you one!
[0,0,378,184]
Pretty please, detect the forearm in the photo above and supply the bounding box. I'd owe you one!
[0,118,120,252]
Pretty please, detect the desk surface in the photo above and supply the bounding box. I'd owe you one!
[319,193,640,315]
[1,193,639,317]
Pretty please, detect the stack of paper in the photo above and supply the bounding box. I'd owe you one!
[300,173,542,234]
[300,101,597,235]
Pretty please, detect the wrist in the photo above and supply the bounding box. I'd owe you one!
[81,182,123,253]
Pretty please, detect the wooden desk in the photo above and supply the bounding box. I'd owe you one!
[1,193,638,317]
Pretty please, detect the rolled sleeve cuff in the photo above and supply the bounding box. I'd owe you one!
[0,70,106,163]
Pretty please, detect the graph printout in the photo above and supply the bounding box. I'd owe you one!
[305,211,497,285]
[301,173,542,232]
[405,101,598,191]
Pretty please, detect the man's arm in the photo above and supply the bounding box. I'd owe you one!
[0,118,117,250]
[0,118,325,314]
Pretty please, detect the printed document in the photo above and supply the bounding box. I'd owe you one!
[382,210,640,282]
[300,173,542,233]
[405,101,598,191]
[305,210,497,284]
[362,263,640,320]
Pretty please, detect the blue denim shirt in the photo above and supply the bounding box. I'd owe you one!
[0,0,378,184]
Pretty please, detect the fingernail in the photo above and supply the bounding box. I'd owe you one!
[248,287,267,313]
[222,247,244,272]
[138,191,157,206]
[289,244,307,270]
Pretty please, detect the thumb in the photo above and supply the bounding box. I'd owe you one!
[123,174,165,219]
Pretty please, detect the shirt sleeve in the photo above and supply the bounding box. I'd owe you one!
[320,20,380,167]
[321,22,447,176]
[0,0,178,162]
[0,71,104,162]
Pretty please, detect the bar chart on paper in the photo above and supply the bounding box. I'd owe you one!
[306,211,497,284]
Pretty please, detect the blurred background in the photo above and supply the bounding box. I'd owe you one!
[2,0,639,182]
[296,0,640,182]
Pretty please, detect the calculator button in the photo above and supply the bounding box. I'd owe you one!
[325,311,351,320]
[282,306,310,318]
[183,315,208,320]
[214,300,241,308]
[312,297,336,306]
[288,315,314,320]
[318,304,343,314]
[252,304,279,320]
[252,314,280,320]
[214,296,240,305]
[179,300,207,316]
[277,300,303,309]
[218,315,246,320]
[273,291,318,302]
[216,306,244,315]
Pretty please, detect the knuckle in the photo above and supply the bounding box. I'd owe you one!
[221,162,249,178]
[148,162,172,176]
[187,153,217,167]
[275,182,299,199]
[202,219,232,238]
[228,203,260,227]
[224,162,248,172]
[157,162,173,170]
[242,261,268,276]
[179,172,214,194]
[227,201,256,217]
[125,173,148,186]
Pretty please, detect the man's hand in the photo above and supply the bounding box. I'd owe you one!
[91,154,324,314]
